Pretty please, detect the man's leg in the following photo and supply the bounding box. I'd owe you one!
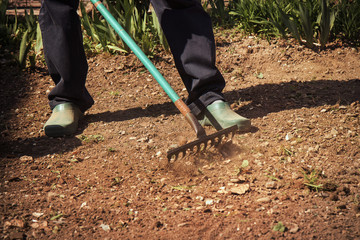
[39,0,93,136]
[150,0,225,116]
[39,0,93,112]
[151,0,250,131]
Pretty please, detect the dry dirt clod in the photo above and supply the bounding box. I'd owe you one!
[265,181,277,189]
[230,184,250,195]
[19,155,33,162]
[100,224,110,232]
[289,224,300,233]
[256,197,271,203]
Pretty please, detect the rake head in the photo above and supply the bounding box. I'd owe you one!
[167,125,238,162]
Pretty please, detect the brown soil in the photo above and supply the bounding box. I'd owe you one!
[1,32,360,239]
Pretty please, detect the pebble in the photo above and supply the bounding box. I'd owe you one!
[285,133,294,141]
[32,212,44,218]
[256,206,265,212]
[178,222,190,227]
[4,219,25,228]
[265,181,277,189]
[230,184,250,195]
[19,155,33,162]
[100,224,110,232]
[289,224,299,233]
[256,197,271,203]
[205,199,214,205]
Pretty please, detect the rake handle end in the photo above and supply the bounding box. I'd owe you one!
[175,99,206,138]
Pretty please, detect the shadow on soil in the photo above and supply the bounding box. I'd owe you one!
[226,78,360,118]
[1,78,359,159]
[86,78,360,123]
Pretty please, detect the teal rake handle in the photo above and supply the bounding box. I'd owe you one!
[90,0,205,138]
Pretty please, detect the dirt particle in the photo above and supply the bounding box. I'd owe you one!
[19,155,33,162]
[230,184,250,195]
[256,197,271,203]
[289,224,300,233]
[265,181,277,189]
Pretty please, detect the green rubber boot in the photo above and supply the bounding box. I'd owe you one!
[44,103,83,137]
[198,100,251,131]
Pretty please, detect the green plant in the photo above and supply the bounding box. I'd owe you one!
[275,2,301,43]
[318,0,336,48]
[0,0,8,27]
[205,0,231,25]
[81,0,167,56]
[11,8,43,68]
[227,0,352,48]
[80,1,126,54]
[298,1,315,47]
[333,0,360,42]
[229,0,269,34]
[273,221,286,232]
[301,168,323,191]
[235,159,250,175]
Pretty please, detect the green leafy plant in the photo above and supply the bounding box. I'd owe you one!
[205,0,231,25]
[235,160,250,175]
[318,0,336,48]
[301,168,323,191]
[229,0,269,34]
[81,0,167,56]
[273,221,286,232]
[333,0,360,42]
[12,8,43,68]
[298,1,314,47]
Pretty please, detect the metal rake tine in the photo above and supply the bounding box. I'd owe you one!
[166,125,238,162]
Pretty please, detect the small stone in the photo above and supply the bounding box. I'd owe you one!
[47,192,57,201]
[100,224,110,232]
[289,224,299,233]
[230,178,240,183]
[217,188,229,194]
[285,133,293,141]
[195,196,204,201]
[31,222,40,229]
[205,199,214,205]
[32,212,44,218]
[256,197,271,203]
[178,222,190,227]
[265,181,277,189]
[230,184,250,195]
[256,207,265,212]
[19,155,33,162]
[6,219,25,228]
[330,129,338,136]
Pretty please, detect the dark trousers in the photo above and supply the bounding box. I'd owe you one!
[39,0,225,116]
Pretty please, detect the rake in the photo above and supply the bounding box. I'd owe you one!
[90,0,237,161]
